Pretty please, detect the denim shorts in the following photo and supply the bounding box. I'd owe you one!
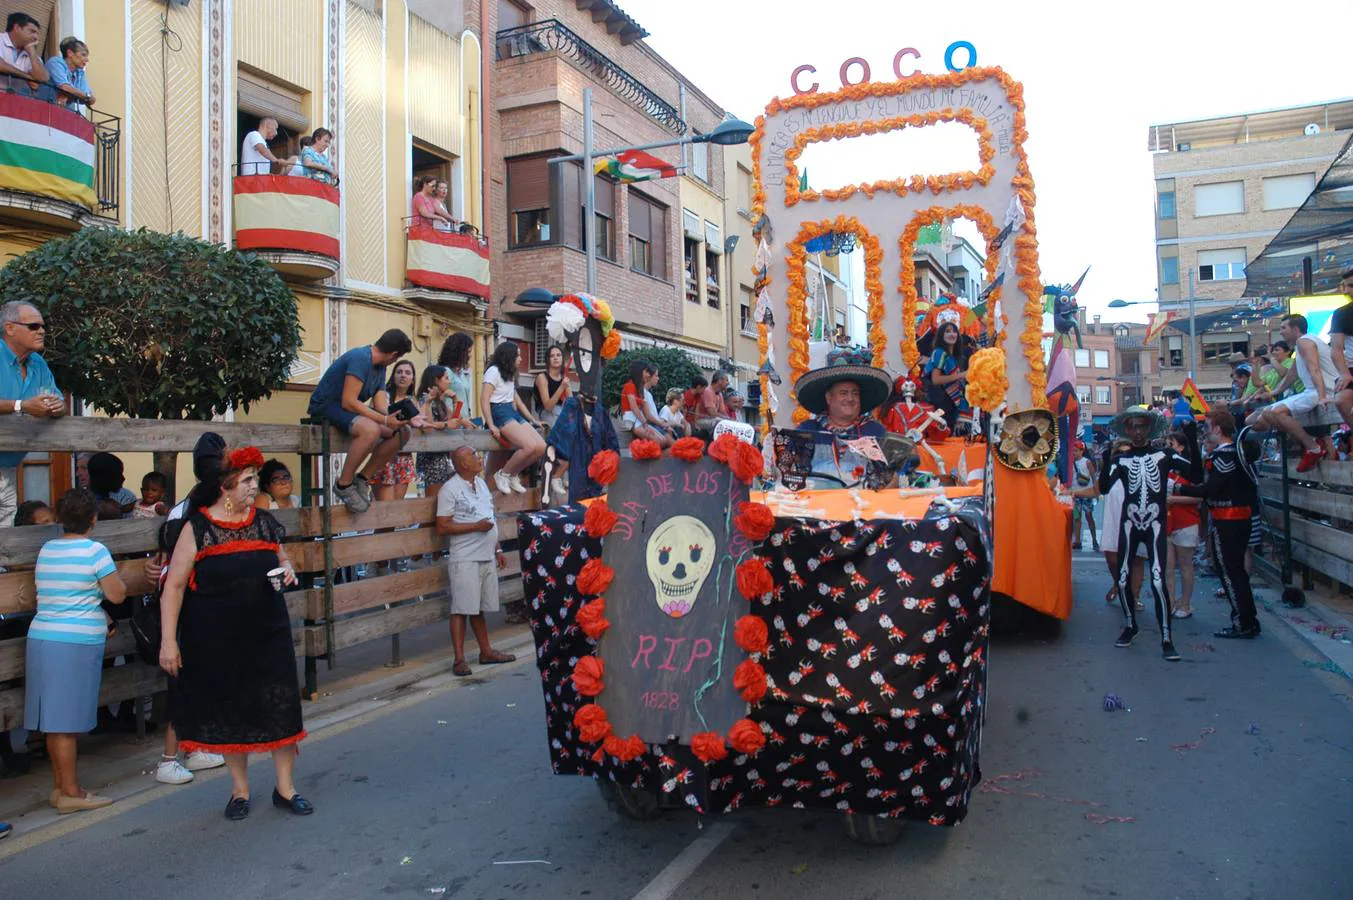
[490,401,526,427]
[312,401,358,434]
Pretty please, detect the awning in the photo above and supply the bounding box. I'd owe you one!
[1165,299,1286,333]
[1244,132,1353,297]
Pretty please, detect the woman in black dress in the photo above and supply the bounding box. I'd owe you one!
[158,446,311,821]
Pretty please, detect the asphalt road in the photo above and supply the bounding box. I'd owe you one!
[2,554,1351,900]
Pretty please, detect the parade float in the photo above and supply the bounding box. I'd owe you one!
[517,65,1071,844]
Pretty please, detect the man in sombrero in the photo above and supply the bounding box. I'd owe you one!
[794,348,893,489]
[1098,405,1201,661]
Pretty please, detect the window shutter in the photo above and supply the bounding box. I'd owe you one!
[650,199,668,280]
[508,155,550,212]
[559,161,582,248]
[629,192,652,242]
[594,174,615,217]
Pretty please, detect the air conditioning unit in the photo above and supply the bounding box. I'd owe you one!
[1304,123,1321,136]
[1176,142,1191,152]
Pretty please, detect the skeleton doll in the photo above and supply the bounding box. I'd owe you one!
[1097,407,1201,660]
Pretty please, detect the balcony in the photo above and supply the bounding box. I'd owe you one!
[232,173,340,281]
[0,80,120,228]
[403,223,490,312]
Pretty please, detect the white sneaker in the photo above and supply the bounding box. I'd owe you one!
[184,751,225,771]
[493,470,512,494]
[551,479,568,502]
[155,758,194,785]
[509,474,528,494]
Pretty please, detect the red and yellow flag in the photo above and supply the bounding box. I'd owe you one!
[1143,310,1178,345]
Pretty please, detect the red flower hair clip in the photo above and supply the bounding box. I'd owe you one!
[227,446,266,472]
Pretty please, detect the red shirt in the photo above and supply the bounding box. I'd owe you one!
[621,382,643,416]
[1167,472,1201,532]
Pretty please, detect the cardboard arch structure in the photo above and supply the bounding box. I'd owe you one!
[752,67,1047,427]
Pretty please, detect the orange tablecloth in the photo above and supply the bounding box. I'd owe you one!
[915,438,985,482]
[990,466,1073,619]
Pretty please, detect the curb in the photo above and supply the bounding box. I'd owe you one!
[1258,589,1353,681]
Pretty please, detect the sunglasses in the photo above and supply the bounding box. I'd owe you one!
[15,322,45,331]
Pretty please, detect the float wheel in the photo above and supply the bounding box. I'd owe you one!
[841,812,905,846]
[597,780,663,820]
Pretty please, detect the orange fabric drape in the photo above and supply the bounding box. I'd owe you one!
[991,465,1073,619]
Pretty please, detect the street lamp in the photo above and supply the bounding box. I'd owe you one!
[1109,287,1198,381]
[548,88,755,299]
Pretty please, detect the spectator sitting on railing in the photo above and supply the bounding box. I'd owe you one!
[413,175,456,231]
[0,13,47,94]
[416,365,467,502]
[307,328,421,513]
[255,459,300,510]
[87,452,137,520]
[482,341,546,495]
[1245,314,1341,473]
[42,36,93,111]
[1330,269,1353,430]
[240,116,297,176]
[692,370,732,435]
[301,128,336,184]
[437,331,477,423]
[0,301,65,525]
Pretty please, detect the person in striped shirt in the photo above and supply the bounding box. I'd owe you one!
[25,489,127,813]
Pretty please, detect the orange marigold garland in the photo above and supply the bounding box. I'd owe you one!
[736,557,774,602]
[669,436,705,462]
[577,558,615,596]
[728,718,767,756]
[572,655,605,697]
[733,659,768,703]
[587,450,619,486]
[576,599,610,639]
[630,438,662,461]
[733,501,774,542]
[964,347,1008,411]
[582,500,618,538]
[690,731,730,764]
[573,704,612,743]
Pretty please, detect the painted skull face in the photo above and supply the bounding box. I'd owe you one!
[646,515,716,618]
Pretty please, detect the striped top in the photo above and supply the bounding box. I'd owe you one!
[29,537,117,646]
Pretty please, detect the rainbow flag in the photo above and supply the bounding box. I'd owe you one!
[594,149,676,183]
[0,92,96,209]
[1180,377,1210,417]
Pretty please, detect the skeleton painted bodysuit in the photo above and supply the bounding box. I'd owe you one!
[1098,429,1202,642]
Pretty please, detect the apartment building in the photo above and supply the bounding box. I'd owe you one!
[1111,322,1163,411]
[1070,315,1120,429]
[1148,98,1353,395]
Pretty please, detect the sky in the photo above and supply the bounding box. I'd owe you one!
[624,0,1350,323]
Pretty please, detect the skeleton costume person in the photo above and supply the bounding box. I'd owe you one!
[1097,406,1202,661]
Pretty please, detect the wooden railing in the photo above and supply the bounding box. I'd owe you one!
[0,415,626,730]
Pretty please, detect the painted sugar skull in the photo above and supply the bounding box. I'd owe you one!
[646,515,716,619]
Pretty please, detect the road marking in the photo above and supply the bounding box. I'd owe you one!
[630,822,735,900]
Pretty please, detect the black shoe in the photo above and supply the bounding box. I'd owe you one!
[1114,627,1139,648]
[225,797,250,821]
[1161,640,1181,662]
[1215,626,1260,640]
[273,789,314,816]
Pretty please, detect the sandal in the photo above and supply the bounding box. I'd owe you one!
[453,661,472,677]
[478,651,517,665]
[1172,609,1194,619]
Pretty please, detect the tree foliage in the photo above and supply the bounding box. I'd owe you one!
[601,346,705,412]
[0,227,302,420]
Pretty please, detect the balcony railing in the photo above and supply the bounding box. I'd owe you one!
[495,19,687,135]
[232,170,341,281]
[0,76,120,220]
[404,221,490,304]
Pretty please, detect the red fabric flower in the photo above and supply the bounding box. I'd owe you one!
[728,718,766,756]
[708,433,739,463]
[583,500,618,538]
[670,436,705,462]
[603,733,646,762]
[577,558,615,596]
[576,599,610,639]
[600,329,622,360]
[573,704,612,743]
[691,731,729,764]
[588,450,620,486]
[630,438,663,460]
[572,656,605,697]
[733,659,768,703]
[729,441,765,484]
[735,557,774,602]
[733,502,774,542]
[226,446,265,473]
[733,615,769,655]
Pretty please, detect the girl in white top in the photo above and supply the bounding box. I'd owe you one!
[481,341,545,495]
[658,387,690,437]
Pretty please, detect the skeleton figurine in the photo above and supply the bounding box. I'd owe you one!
[1097,406,1201,661]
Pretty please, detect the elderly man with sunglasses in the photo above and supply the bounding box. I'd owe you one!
[0,301,65,524]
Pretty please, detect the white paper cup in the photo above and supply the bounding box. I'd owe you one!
[266,567,288,591]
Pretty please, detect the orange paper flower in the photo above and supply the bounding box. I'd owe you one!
[729,442,765,484]
[736,558,774,602]
[588,450,619,486]
[572,656,605,697]
[728,718,766,756]
[734,502,774,542]
[602,733,646,762]
[691,731,729,764]
[733,659,768,703]
[573,704,612,743]
[600,329,622,360]
[576,599,610,639]
[630,438,662,461]
[734,615,770,655]
[964,347,1008,411]
[577,558,615,597]
[583,500,618,538]
[670,436,705,462]
[708,432,739,463]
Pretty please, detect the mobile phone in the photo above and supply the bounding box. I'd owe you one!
[389,398,420,421]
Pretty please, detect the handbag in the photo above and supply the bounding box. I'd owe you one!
[129,594,161,666]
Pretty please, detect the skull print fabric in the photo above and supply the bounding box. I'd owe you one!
[519,505,991,825]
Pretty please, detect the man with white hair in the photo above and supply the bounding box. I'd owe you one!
[0,301,65,524]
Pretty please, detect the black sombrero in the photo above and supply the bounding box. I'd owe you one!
[793,346,891,416]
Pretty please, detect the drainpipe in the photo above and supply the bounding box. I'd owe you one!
[480,0,491,244]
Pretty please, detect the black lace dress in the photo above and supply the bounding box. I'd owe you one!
[174,508,305,754]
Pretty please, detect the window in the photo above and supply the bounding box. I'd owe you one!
[1075,385,1092,405]
[736,164,752,215]
[496,1,540,59]
[1262,173,1315,210]
[740,286,755,334]
[914,277,925,299]
[1201,334,1249,364]
[1074,348,1090,367]
[684,236,700,302]
[1093,350,1109,369]
[532,319,551,368]
[579,171,616,259]
[507,154,552,247]
[1167,335,1183,368]
[1160,255,1179,285]
[629,190,668,280]
[1197,247,1246,282]
[690,139,709,183]
[1094,386,1111,405]
[1193,181,1244,217]
[1157,191,1176,219]
[705,247,721,309]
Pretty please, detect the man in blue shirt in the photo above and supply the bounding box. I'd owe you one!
[43,36,94,110]
[307,329,416,512]
[1170,391,1193,428]
[0,301,64,525]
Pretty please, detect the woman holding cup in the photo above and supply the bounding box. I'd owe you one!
[158,445,311,822]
